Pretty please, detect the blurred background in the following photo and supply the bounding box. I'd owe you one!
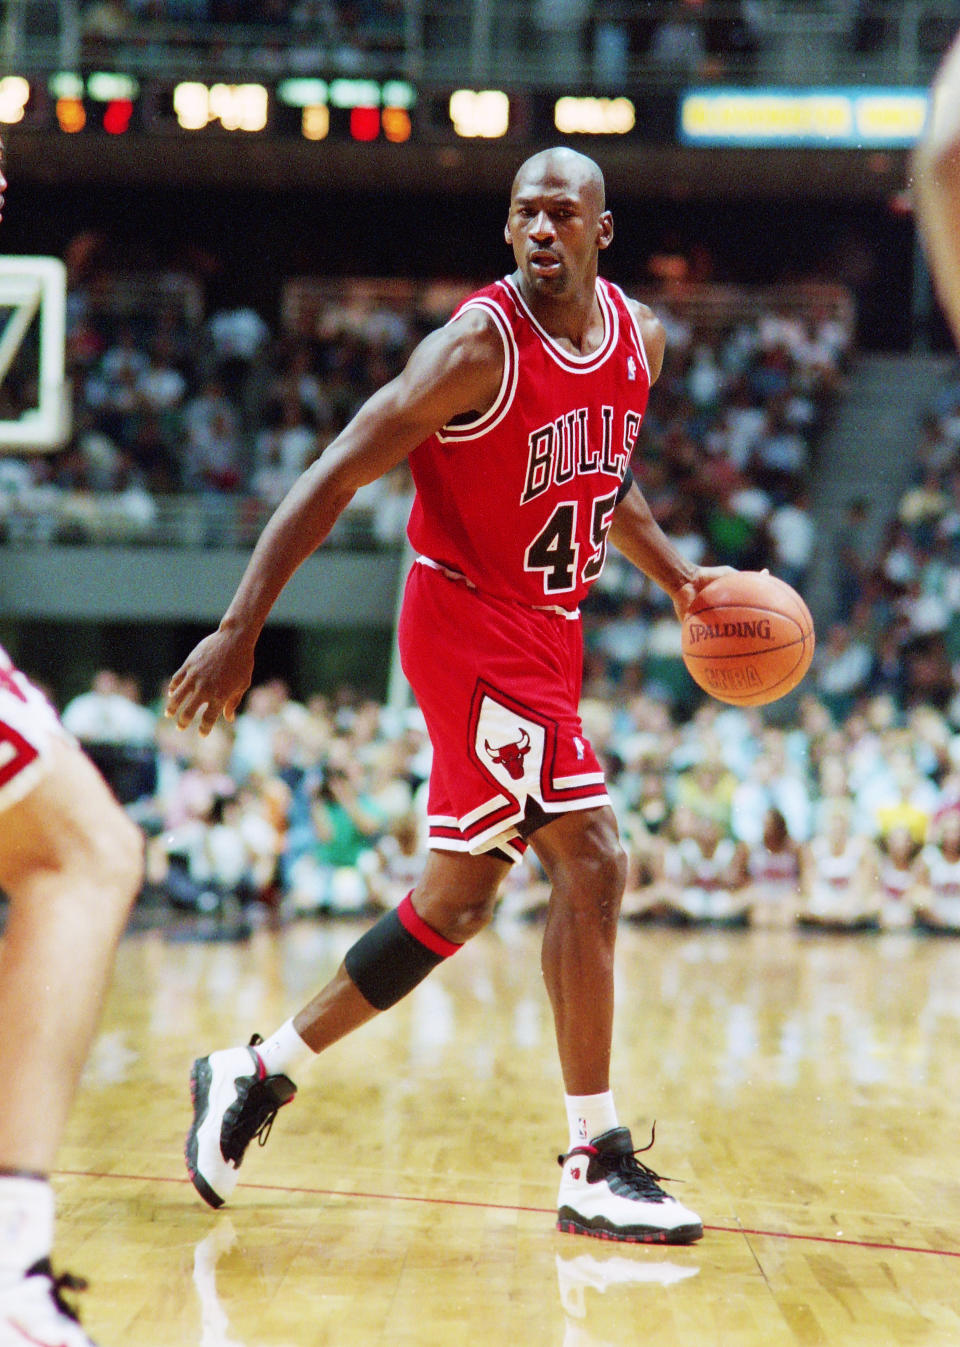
[2,0,960,932]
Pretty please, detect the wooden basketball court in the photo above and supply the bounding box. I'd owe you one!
[53,917,960,1345]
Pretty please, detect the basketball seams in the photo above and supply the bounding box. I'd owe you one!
[687,638,812,704]
[679,571,815,705]
[684,600,811,634]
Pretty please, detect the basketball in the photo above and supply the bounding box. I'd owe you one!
[680,571,815,707]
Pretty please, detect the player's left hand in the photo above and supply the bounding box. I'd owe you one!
[671,565,737,623]
[165,627,256,736]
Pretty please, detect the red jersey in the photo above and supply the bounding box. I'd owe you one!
[406,274,652,612]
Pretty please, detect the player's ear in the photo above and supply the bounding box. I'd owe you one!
[504,217,512,245]
[597,211,614,251]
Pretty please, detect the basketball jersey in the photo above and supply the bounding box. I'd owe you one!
[407,275,651,611]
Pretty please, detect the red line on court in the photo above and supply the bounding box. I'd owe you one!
[54,1168,960,1260]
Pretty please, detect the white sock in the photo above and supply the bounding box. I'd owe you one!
[255,1018,316,1080]
[565,1091,619,1150]
[0,1176,54,1287]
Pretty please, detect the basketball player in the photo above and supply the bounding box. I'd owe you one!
[169,148,730,1244]
[0,146,144,1347]
[915,28,960,347]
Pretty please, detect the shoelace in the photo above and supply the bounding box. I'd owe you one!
[245,1034,281,1149]
[610,1127,675,1199]
[559,1123,677,1197]
[26,1259,88,1324]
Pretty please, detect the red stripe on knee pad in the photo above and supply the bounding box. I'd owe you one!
[397,893,461,958]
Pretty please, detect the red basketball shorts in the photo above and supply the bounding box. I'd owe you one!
[0,646,63,811]
[398,560,609,863]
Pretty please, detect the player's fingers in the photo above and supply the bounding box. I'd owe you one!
[174,688,212,730]
[164,686,184,717]
[167,663,189,695]
[223,689,245,722]
[198,702,223,737]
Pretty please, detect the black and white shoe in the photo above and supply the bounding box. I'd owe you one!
[0,1259,99,1347]
[186,1034,297,1208]
[556,1126,702,1244]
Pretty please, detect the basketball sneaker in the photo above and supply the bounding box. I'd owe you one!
[556,1126,702,1244]
[186,1034,297,1209]
[0,1259,99,1347]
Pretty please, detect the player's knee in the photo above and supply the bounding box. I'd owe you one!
[415,889,498,942]
[440,893,499,942]
[79,806,144,912]
[555,824,627,921]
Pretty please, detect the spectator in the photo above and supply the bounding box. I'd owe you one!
[875,824,923,931]
[742,806,802,928]
[61,670,158,805]
[765,488,816,592]
[798,803,880,931]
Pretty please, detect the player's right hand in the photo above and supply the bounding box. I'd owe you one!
[165,629,256,736]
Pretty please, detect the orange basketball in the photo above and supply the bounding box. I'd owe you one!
[680,570,815,707]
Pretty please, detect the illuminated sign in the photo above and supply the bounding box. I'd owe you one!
[86,72,139,103]
[0,76,30,124]
[680,87,929,147]
[449,89,509,138]
[10,70,415,143]
[554,96,635,135]
[172,82,269,132]
[277,77,414,141]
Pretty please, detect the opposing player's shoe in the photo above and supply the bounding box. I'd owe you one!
[0,1259,99,1347]
[186,1034,297,1209]
[556,1126,702,1244]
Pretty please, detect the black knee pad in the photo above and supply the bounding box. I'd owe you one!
[344,894,461,1010]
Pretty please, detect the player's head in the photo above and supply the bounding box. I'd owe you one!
[505,147,612,299]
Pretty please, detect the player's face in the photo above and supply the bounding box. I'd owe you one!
[505,172,611,299]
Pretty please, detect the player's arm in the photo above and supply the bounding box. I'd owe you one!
[914,29,960,348]
[608,482,730,621]
[627,299,667,384]
[166,311,504,734]
[612,298,728,616]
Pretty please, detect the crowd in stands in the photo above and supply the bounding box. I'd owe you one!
[75,0,765,80]
[55,667,960,937]
[806,361,960,727]
[13,219,960,936]
[0,238,849,590]
[73,1,952,85]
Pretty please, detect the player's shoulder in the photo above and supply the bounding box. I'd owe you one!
[608,285,666,379]
[618,289,662,333]
[438,292,511,366]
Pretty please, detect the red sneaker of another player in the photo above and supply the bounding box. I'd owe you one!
[556,1126,703,1244]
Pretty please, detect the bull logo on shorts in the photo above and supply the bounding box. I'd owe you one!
[484,728,530,780]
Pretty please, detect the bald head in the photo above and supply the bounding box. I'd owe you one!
[511,148,605,213]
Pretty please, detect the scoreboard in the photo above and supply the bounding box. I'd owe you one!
[0,71,929,150]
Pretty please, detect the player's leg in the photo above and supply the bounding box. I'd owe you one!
[532,806,624,1097]
[186,846,509,1208]
[0,734,144,1345]
[529,805,702,1245]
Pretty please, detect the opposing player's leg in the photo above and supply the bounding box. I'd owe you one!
[530,806,702,1245]
[0,733,144,1346]
[186,846,509,1207]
